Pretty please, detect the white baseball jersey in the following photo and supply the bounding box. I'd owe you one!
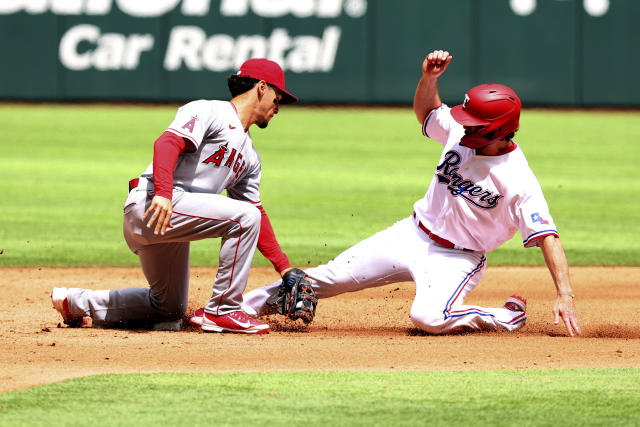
[415,104,558,252]
[244,103,549,335]
[141,100,262,203]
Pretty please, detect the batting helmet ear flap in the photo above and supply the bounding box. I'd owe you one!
[460,132,491,149]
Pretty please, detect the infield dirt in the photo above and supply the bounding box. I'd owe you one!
[1,266,639,393]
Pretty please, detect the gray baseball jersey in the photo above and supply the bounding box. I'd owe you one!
[144,99,262,202]
[66,100,265,326]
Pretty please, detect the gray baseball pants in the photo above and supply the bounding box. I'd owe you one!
[66,179,260,327]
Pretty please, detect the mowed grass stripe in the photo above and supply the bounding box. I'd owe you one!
[1,369,639,426]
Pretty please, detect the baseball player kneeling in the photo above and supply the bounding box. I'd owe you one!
[242,49,581,337]
[52,59,301,334]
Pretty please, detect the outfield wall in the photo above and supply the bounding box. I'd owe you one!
[0,0,638,106]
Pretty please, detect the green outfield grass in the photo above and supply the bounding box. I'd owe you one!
[1,369,639,426]
[1,104,638,267]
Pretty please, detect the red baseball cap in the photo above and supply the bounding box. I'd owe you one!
[237,58,298,104]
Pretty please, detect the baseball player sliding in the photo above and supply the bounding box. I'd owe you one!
[239,49,581,336]
[52,58,301,334]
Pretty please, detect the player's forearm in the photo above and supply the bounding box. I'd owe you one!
[413,75,442,124]
[255,204,292,274]
[152,131,187,199]
[540,236,573,296]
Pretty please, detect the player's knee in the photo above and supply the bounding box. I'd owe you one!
[240,204,261,230]
[409,306,447,335]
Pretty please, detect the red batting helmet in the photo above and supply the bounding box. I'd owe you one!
[450,83,521,149]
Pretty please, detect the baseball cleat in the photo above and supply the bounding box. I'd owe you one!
[51,288,88,327]
[188,307,205,327]
[504,295,527,313]
[188,305,258,327]
[201,310,270,334]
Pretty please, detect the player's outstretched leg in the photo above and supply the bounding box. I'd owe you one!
[408,249,527,334]
[409,295,527,334]
[242,217,417,321]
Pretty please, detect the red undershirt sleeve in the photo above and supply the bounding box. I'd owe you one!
[255,204,292,274]
[152,131,188,200]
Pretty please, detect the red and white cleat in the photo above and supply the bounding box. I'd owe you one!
[188,307,205,327]
[188,305,258,327]
[504,295,527,313]
[201,310,270,334]
[51,288,89,327]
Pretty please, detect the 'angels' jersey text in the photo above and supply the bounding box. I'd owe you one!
[203,144,248,177]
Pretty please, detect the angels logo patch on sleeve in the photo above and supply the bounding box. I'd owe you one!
[181,115,199,133]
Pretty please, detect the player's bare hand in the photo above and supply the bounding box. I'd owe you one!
[422,50,452,77]
[553,294,582,337]
[144,195,173,236]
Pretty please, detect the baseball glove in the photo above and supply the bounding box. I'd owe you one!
[266,268,318,323]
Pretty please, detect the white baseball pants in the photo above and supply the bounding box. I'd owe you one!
[244,216,525,334]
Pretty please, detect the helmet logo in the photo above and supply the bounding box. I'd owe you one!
[462,94,470,109]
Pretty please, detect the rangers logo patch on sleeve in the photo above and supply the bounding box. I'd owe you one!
[531,212,549,225]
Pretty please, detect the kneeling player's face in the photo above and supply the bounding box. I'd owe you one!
[258,85,282,128]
